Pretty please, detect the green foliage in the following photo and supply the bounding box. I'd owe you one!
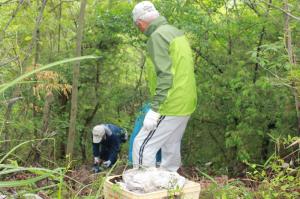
[246,137,300,199]
[167,185,183,199]
[201,181,254,199]
[1,0,300,197]
[0,140,70,198]
[0,56,97,94]
[201,137,300,198]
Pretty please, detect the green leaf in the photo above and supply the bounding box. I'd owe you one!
[24,36,32,41]
[280,184,289,191]
[0,140,32,164]
[0,173,51,187]
[287,176,294,181]
[0,55,98,94]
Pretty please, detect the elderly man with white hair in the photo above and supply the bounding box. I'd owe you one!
[92,124,127,173]
[132,1,197,172]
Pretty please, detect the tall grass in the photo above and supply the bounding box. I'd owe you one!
[0,56,98,198]
[0,55,97,94]
[0,137,88,197]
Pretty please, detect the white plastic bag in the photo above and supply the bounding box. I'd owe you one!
[122,167,185,193]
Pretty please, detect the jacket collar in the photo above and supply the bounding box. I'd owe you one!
[144,16,168,37]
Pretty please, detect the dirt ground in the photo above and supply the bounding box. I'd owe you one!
[1,164,250,198]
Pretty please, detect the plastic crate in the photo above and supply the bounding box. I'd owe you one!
[104,175,201,199]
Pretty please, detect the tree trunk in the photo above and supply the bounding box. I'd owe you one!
[42,91,54,134]
[108,0,112,9]
[58,90,70,159]
[224,1,232,64]
[284,0,299,134]
[40,91,54,163]
[79,61,101,162]
[66,0,87,157]
[284,1,296,65]
[32,0,47,142]
[2,97,23,151]
[57,0,62,53]
[32,0,47,65]
[253,26,266,83]
[252,0,272,83]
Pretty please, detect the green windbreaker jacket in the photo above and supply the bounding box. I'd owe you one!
[144,16,197,116]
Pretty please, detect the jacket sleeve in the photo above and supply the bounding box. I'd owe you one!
[108,135,120,164]
[92,143,100,157]
[147,32,173,112]
[114,125,123,134]
[107,124,122,134]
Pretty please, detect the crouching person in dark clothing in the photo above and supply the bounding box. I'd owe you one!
[92,124,127,173]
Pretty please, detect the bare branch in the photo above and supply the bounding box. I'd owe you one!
[259,64,292,88]
[244,1,261,16]
[21,0,48,65]
[5,97,23,107]
[0,0,25,42]
[258,0,300,21]
[193,47,224,74]
[0,0,17,6]
[134,48,146,90]
[0,57,18,67]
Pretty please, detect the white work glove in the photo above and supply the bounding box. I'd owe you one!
[143,109,161,131]
[102,160,111,168]
[94,157,100,164]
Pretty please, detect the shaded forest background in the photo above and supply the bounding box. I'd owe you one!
[0,0,299,198]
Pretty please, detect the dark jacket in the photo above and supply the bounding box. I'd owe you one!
[92,124,126,164]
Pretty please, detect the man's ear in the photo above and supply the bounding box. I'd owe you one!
[136,19,142,27]
[136,19,147,32]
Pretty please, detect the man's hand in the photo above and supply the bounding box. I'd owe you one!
[92,164,101,173]
[92,157,101,173]
[94,157,101,164]
[143,109,161,131]
[102,160,111,168]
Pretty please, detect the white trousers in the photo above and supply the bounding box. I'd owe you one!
[132,115,190,172]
